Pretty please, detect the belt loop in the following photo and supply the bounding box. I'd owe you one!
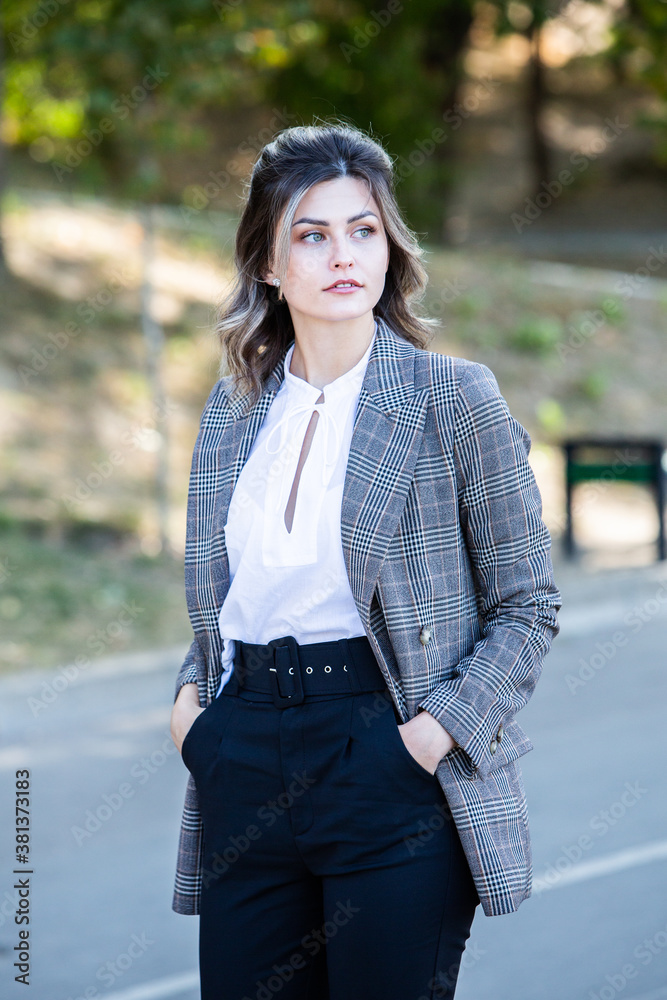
[234,640,249,687]
[225,647,240,697]
[241,640,270,687]
[226,641,243,696]
[339,637,361,694]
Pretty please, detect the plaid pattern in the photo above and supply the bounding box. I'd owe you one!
[177,663,198,687]
[171,315,561,918]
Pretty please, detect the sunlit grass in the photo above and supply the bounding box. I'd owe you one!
[0,520,191,675]
[2,192,665,669]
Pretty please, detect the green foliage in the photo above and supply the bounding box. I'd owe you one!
[510,314,563,354]
[4,0,478,237]
[0,520,190,673]
[609,0,667,165]
[535,397,566,438]
[577,370,609,401]
[5,0,244,199]
[598,297,625,326]
[452,290,491,318]
[4,0,667,237]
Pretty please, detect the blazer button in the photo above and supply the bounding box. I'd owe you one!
[419,626,432,645]
[490,739,498,754]
[497,723,504,742]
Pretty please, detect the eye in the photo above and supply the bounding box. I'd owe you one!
[301,231,325,243]
[355,225,376,237]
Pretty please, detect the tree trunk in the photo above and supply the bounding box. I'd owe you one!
[527,23,551,197]
[419,1,475,244]
[140,203,170,556]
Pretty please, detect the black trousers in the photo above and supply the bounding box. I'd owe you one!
[182,642,479,1000]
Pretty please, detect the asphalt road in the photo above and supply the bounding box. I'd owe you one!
[0,561,666,1000]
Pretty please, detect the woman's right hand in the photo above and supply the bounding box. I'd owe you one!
[171,683,205,755]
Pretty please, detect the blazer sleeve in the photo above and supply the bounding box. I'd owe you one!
[173,638,203,702]
[416,360,561,781]
[172,376,230,704]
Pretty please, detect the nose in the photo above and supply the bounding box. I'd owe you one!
[329,234,354,270]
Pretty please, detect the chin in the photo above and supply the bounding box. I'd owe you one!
[322,307,372,324]
[320,297,376,318]
[290,292,380,326]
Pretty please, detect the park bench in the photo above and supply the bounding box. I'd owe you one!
[563,438,666,561]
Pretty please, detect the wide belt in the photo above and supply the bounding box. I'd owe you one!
[227,634,387,708]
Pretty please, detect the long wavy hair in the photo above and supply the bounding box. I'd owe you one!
[216,121,437,407]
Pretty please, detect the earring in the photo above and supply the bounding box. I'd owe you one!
[272,278,280,287]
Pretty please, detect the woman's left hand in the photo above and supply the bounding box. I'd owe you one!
[398,710,456,775]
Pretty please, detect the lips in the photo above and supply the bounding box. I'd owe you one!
[324,279,362,290]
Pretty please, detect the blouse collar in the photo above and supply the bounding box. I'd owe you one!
[281,322,377,404]
[261,323,377,486]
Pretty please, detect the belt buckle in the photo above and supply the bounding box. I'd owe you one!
[267,635,305,709]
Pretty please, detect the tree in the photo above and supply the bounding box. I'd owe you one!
[609,0,667,167]
[4,0,244,202]
[0,3,8,275]
[3,0,479,241]
[248,0,476,239]
[7,0,664,242]
[489,0,567,197]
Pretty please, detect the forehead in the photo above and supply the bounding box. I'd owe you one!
[294,175,378,217]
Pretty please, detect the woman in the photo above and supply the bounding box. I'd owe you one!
[170,122,561,1000]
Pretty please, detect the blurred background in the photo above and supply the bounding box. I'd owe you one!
[0,2,666,999]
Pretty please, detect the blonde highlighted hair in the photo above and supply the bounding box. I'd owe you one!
[216,121,437,407]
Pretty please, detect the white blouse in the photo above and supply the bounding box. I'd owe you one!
[214,326,377,696]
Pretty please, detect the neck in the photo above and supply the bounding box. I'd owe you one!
[288,313,376,389]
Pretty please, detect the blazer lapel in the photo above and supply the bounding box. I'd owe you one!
[340,320,428,624]
[207,316,427,632]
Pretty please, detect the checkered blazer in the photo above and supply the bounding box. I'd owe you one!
[171,314,561,918]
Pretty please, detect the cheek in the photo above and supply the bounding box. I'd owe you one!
[366,236,389,269]
[371,246,390,279]
[287,246,322,282]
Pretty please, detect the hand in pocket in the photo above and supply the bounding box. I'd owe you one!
[171,685,205,755]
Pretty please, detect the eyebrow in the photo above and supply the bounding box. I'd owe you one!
[292,211,379,227]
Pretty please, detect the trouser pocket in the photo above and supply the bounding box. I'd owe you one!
[181,694,234,776]
[380,696,440,781]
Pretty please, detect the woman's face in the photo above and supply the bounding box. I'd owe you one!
[267,175,390,329]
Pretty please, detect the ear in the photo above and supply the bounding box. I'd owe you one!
[263,268,283,297]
